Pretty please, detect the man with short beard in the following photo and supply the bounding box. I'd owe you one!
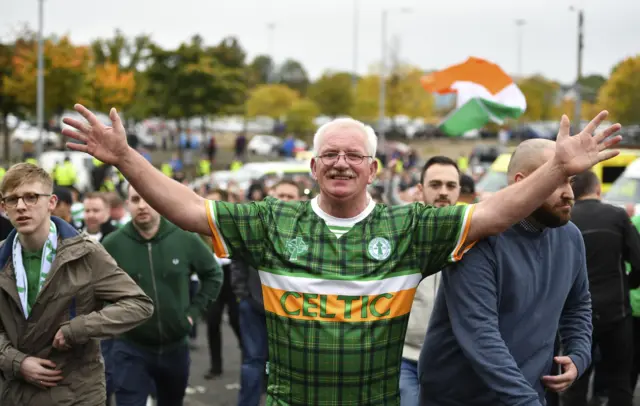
[419,139,593,406]
[102,185,223,406]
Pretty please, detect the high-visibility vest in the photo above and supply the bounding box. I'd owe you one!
[230,160,243,172]
[0,167,6,182]
[99,180,115,192]
[25,158,38,165]
[161,163,173,178]
[457,156,469,172]
[198,159,211,177]
[56,162,76,187]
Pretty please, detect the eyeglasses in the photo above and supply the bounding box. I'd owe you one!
[317,152,372,166]
[2,193,51,208]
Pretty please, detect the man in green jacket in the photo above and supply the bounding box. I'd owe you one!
[102,184,223,406]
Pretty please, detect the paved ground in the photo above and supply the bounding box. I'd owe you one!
[183,319,246,406]
[180,317,640,406]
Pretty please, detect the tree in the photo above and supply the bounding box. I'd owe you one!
[352,75,379,122]
[307,72,353,117]
[598,55,640,125]
[80,62,136,112]
[0,41,28,162]
[578,74,606,104]
[247,55,275,87]
[142,36,246,127]
[246,84,299,120]
[208,37,246,69]
[386,66,434,119]
[4,35,91,119]
[278,59,309,95]
[286,98,320,135]
[517,75,561,121]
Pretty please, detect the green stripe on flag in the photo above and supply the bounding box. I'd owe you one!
[440,98,524,136]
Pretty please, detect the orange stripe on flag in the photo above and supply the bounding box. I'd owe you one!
[262,285,416,322]
[421,57,513,95]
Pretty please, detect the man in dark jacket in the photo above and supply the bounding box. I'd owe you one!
[563,170,640,406]
[103,185,223,406]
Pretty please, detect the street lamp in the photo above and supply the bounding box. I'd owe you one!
[36,0,45,158]
[266,22,276,83]
[352,0,359,91]
[569,6,584,124]
[378,7,411,150]
[515,19,526,78]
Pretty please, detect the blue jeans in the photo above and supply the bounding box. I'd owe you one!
[400,359,420,406]
[101,338,115,402]
[112,340,190,406]
[237,299,268,406]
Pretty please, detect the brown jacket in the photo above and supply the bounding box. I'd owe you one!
[0,217,154,405]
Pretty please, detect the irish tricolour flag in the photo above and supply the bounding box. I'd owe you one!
[421,57,527,136]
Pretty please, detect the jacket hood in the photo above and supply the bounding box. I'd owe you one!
[120,217,178,243]
[0,216,80,269]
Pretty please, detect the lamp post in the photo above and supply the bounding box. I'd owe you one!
[570,6,584,125]
[36,0,45,158]
[515,19,526,78]
[267,22,276,83]
[378,7,411,149]
[352,0,359,91]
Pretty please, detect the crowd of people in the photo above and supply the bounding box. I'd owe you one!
[0,102,638,406]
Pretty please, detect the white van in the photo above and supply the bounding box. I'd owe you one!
[603,157,640,214]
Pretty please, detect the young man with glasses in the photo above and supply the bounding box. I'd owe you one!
[64,103,620,406]
[0,163,153,405]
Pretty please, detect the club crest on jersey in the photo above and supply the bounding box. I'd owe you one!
[285,237,308,261]
[368,237,391,261]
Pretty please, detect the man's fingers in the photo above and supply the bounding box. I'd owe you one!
[557,114,571,139]
[597,149,621,163]
[595,123,622,142]
[582,110,609,137]
[74,104,101,127]
[61,128,88,143]
[542,374,571,384]
[109,107,124,131]
[598,134,622,151]
[38,369,63,378]
[66,142,89,153]
[36,358,57,369]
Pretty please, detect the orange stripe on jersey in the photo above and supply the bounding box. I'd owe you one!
[452,204,476,261]
[204,200,230,258]
[262,285,417,322]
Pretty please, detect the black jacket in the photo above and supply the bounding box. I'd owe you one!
[230,260,264,313]
[571,199,640,326]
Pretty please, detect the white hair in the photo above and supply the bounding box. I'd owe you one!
[312,117,378,158]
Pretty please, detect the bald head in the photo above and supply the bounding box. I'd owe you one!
[507,139,556,184]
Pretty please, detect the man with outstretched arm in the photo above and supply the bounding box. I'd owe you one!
[62,104,620,406]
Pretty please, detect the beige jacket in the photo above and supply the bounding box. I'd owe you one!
[0,218,153,405]
[402,272,440,362]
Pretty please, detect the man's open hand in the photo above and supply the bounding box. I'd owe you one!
[553,111,622,177]
[19,357,63,388]
[542,356,578,393]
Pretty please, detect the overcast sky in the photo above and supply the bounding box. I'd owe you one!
[3,0,639,84]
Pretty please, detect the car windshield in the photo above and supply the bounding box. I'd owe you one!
[604,176,640,204]
[476,171,508,193]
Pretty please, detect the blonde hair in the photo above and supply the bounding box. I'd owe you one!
[0,163,54,196]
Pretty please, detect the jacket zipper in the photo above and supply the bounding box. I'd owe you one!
[148,243,163,352]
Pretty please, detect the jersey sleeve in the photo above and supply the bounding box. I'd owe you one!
[411,203,476,276]
[204,199,268,267]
